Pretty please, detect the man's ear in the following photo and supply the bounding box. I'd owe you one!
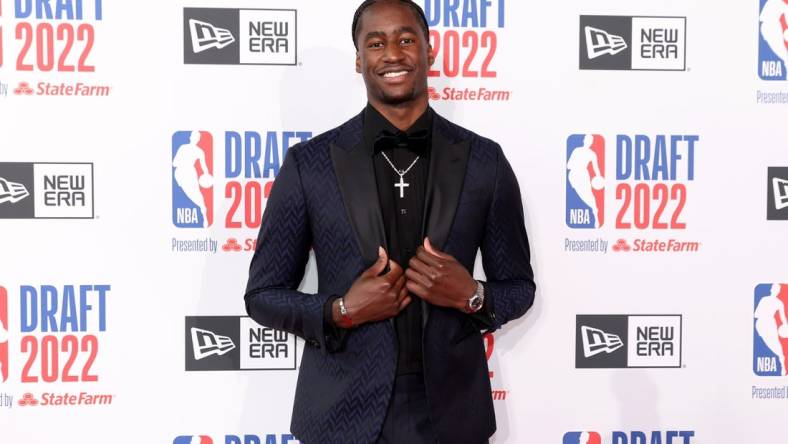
[427,44,435,66]
[356,52,362,73]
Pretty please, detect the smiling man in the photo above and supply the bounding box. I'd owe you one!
[244,1,536,443]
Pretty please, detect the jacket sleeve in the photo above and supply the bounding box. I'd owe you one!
[478,144,536,331]
[243,147,335,352]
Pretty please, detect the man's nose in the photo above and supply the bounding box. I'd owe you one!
[382,42,405,62]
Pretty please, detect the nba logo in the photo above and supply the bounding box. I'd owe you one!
[753,283,788,376]
[563,431,602,444]
[566,134,605,228]
[0,286,8,383]
[172,131,214,228]
[173,436,214,444]
[758,0,788,80]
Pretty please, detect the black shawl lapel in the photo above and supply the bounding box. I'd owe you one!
[421,114,471,251]
[419,114,470,326]
[330,112,387,268]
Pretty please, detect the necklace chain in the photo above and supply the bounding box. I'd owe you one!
[380,152,420,177]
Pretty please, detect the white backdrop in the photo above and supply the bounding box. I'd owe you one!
[1,0,788,443]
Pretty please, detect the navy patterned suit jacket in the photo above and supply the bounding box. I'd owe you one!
[244,109,536,444]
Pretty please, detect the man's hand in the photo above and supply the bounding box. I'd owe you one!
[406,237,477,312]
[334,247,411,327]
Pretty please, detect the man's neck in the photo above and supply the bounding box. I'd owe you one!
[368,98,429,131]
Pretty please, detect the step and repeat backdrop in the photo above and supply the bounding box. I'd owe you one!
[1,0,787,443]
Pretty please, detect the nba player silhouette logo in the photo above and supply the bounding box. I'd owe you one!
[563,431,602,444]
[172,131,214,228]
[566,134,605,228]
[754,283,788,376]
[758,0,788,80]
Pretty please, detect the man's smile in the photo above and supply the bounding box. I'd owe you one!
[378,66,414,83]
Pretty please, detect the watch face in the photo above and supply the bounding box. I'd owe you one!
[469,294,483,311]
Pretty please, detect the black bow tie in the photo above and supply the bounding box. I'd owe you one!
[373,128,430,155]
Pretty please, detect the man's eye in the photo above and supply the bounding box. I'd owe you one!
[401,38,415,45]
[368,42,384,48]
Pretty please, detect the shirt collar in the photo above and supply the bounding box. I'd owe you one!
[362,103,433,157]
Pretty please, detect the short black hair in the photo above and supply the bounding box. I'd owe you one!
[352,0,430,50]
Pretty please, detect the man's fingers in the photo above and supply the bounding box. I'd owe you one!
[405,268,432,289]
[385,260,405,281]
[394,285,409,304]
[415,248,444,270]
[424,237,451,259]
[398,295,412,311]
[365,246,388,277]
[406,279,428,298]
[408,256,435,277]
[393,274,406,292]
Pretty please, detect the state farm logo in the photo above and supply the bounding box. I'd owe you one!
[17,391,113,407]
[579,15,687,71]
[612,239,700,253]
[221,238,243,252]
[13,82,34,95]
[18,393,38,407]
[611,239,631,252]
[12,81,110,97]
[183,8,298,65]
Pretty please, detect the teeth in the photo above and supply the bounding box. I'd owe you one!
[383,71,407,78]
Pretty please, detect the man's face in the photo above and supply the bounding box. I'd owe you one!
[355,1,434,106]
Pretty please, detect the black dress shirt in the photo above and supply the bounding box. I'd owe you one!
[367,104,431,375]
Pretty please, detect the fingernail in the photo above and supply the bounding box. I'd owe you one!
[378,246,384,256]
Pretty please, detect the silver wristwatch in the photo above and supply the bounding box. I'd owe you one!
[467,281,485,313]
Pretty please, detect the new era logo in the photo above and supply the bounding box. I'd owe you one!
[579,15,686,71]
[183,8,297,65]
[581,325,623,357]
[585,26,627,59]
[0,177,29,204]
[191,327,235,360]
[189,19,235,53]
[767,167,788,220]
[0,163,94,219]
[774,177,788,210]
[185,316,297,371]
[576,315,682,368]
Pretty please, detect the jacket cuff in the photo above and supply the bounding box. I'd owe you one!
[322,295,349,352]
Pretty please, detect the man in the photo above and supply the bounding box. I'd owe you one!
[244,1,535,442]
